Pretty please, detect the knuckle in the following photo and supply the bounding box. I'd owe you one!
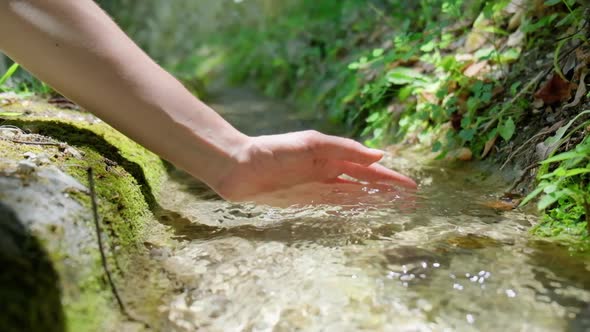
[312,158,329,168]
[300,130,322,152]
[302,130,321,140]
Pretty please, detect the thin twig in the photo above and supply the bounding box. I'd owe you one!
[87,168,149,327]
[9,139,62,146]
[88,168,128,314]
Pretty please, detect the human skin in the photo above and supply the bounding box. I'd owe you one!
[0,0,417,201]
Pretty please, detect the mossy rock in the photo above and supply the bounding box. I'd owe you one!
[0,97,173,331]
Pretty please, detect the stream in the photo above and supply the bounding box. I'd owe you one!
[150,88,590,331]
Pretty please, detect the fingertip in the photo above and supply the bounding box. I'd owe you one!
[357,148,384,165]
[388,172,418,189]
[399,177,418,189]
[370,163,418,189]
[383,174,418,189]
[368,148,385,158]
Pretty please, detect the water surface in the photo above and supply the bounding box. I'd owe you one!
[152,89,590,332]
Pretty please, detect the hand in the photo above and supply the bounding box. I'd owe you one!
[213,130,417,201]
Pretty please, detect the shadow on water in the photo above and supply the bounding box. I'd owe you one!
[0,202,65,332]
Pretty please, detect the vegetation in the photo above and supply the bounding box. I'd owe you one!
[2,0,589,241]
[186,0,589,240]
[521,110,590,238]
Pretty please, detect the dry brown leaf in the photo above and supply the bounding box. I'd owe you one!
[508,11,524,31]
[418,91,437,104]
[481,134,498,159]
[463,61,489,78]
[456,147,473,161]
[575,47,590,65]
[445,147,472,161]
[492,85,505,98]
[534,72,574,104]
[562,68,588,111]
[507,29,525,47]
[481,199,519,211]
[450,111,463,131]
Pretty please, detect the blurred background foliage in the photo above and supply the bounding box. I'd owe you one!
[96,0,490,131]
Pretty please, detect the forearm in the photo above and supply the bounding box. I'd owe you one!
[0,0,247,188]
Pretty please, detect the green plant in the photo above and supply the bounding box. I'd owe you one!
[0,62,19,89]
[522,111,590,237]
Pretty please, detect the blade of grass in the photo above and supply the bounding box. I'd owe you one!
[0,63,20,86]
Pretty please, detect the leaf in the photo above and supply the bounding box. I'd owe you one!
[432,140,443,152]
[544,0,562,6]
[499,48,521,63]
[562,68,588,111]
[543,183,558,194]
[534,72,573,104]
[0,111,22,117]
[372,48,384,57]
[459,128,475,141]
[481,134,498,158]
[540,150,584,164]
[386,67,428,85]
[420,40,436,53]
[563,168,590,177]
[509,82,522,96]
[0,63,20,86]
[474,47,496,60]
[366,112,381,123]
[544,110,590,148]
[398,85,414,101]
[348,62,360,70]
[463,61,488,78]
[498,117,515,141]
[520,184,546,206]
[538,193,559,210]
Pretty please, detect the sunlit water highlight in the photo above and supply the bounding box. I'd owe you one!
[151,89,590,332]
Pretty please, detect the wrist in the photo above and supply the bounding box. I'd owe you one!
[205,135,264,201]
[183,125,251,199]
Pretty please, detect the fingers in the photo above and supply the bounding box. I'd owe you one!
[323,177,362,185]
[301,130,383,165]
[339,162,418,189]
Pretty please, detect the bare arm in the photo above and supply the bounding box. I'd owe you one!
[0,0,416,201]
[0,0,246,188]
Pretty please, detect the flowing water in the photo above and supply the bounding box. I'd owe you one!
[150,88,590,332]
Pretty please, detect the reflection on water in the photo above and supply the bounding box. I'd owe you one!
[151,89,590,331]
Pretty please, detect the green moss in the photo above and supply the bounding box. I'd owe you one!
[1,101,168,246]
[62,145,148,244]
[2,100,166,195]
[1,100,170,331]
[0,139,48,166]
[63,275,116,332]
